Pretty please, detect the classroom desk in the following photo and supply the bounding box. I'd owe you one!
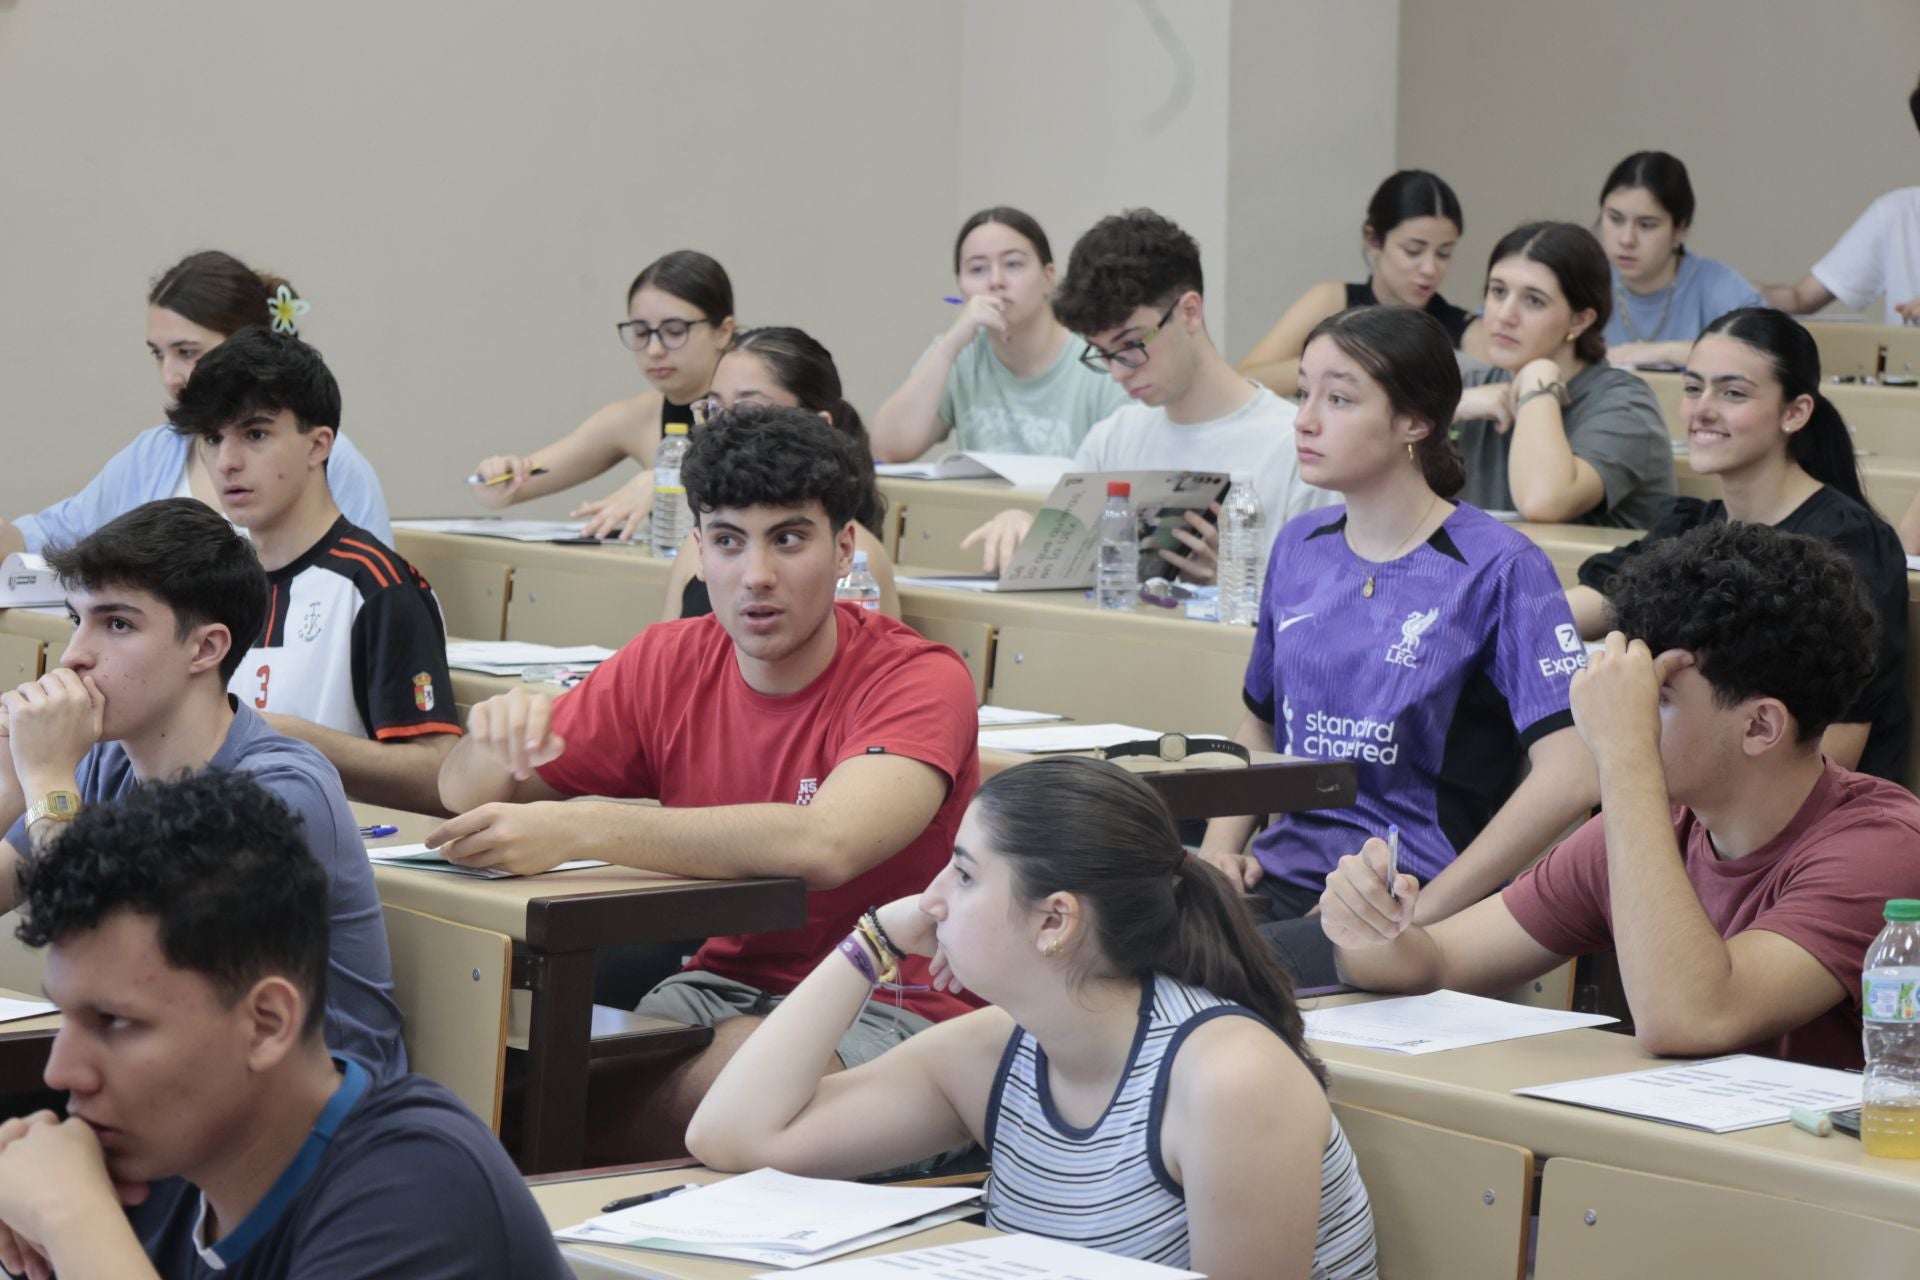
[879,477,1047,573]
[528,1164,996,1279]
[1299,1001,1920,1230]
[0,605,69,680]
[0,988,59,1096]
[356,807,807,1174]
[1507,522,1641,589]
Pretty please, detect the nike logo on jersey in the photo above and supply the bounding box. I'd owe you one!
[1277,613,1315,634]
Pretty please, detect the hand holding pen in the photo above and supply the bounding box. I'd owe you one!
[468,455,549,507]
[1315,831,1418,950]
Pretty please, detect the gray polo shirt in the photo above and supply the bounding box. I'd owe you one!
[1454,359,1674,530]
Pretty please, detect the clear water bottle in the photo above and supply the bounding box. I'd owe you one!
[650,422,691,557]
[1096,480,1137,611]
[835,549,882,611]
[1863,899,1920,1158]
[1218,472,1266,626]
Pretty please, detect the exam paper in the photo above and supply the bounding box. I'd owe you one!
[1303,990,1616,1054]
[1513,1054,1863,1133]
[0,996,56,1024]
[557,1205,980,1270]
[976,705,1066,727]
[445,642,616,674]
[893,575,1004,593]
[757,1233,1202,1279]
[395,518,616,543]
[874,451,1072,489]
[978,723,1161,753]
[367,843,608,879]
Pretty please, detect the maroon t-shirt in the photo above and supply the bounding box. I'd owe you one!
[1504,761,1920,1068]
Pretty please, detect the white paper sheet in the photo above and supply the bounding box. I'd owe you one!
[977,723,1161,753]
[893,575,1005,593]
[0,553,62,608]
[558,1205,980,1269]
[444,642,616,674]
[395,518,617,543]
[1513,1054,1863,1132]
[367,842,607,879]
[758,1233,1202,1279]
[1302,990,1617,1054]
[875,452,1072,489]
[1906,553,1920,573]
[0,996,56,1024]
[975,705,1066,727]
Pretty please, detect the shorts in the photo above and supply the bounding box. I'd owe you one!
[637,969,936,1069]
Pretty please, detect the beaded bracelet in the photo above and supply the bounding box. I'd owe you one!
[852,918,901,985]
[838,933,879,985]
[863,908,904,964]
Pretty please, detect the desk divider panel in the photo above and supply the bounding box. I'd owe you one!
[0,913,44,995]
[413,553,512,643]
[902,614,993,704]
[1534,1157,1920,1280]
[987,621,1249,733]
[382,904,511,1133]
[507,563,664,649]
[0,634,45,684]
[895,501,1008,573]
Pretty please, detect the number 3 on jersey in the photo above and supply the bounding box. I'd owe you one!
[254,664,271,709]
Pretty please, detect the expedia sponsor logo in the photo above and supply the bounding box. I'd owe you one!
[1300,710,1400,765]
[1538,653,1586,678]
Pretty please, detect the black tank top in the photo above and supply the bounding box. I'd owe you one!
[1345,281,1472,344]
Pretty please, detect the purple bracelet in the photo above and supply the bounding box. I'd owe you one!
[838,934,879,985]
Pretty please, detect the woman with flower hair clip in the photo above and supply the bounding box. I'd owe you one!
[0,249,391,556]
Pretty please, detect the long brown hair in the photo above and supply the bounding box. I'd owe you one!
[1305,305,1466,497]
[974,757,1324,1086]
[149,250,297,337]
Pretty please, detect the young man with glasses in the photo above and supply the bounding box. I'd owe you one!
[963,209,1336,579]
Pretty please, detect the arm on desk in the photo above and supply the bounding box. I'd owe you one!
[262,715,456,817]
[468,393,660,507]
[1410,725,1595,924]
[437,688,569,812]
[432,752,952,887]
[1760,274,1835,315]
[1195,711,1277,890]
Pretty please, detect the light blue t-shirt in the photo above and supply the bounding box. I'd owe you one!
[930,329,1131,456]
[5,700,407,1080]
[13,425,391,553]
[1604,253,1764,348]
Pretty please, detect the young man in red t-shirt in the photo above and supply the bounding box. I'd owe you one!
[1320,523,1920,1069]
[430,404,979,1144]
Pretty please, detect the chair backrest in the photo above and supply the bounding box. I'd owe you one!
[1333,1102,1534,1280]
[382,903,511,1131]
[1534,1157,1920,1278]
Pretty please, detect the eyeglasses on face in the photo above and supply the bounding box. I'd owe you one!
[616,317,710,352]
[1079,297,1183,372]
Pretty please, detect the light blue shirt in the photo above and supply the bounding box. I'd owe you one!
[1604,253,1764,348]
[13,425,391,553]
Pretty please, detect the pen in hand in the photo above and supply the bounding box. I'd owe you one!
[1384,825,1401,903]
[602,1183,699,1214]
[467,466,551,487]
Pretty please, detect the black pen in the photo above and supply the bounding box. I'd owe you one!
[602,1182,698,1214]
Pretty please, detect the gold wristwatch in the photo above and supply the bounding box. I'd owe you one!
[25,790,82,827]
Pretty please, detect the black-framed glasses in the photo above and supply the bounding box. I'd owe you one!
[1079,298,1181,372]
[615,317,709,352]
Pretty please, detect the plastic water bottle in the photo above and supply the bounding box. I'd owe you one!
[1863,899,1920,1157]
[1096,480,1137,611]
[1218,473,1266,626]
[650,422,691,557]
[835,550,882,611]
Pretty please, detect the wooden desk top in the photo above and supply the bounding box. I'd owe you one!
[528,1165,995,1280]
[1299,999,1920,1227]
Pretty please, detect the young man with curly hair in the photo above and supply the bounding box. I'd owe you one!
[963,208,1335,580]
[431,404,980,1149]
[0,772,567,1280]
[1320,522,1920,1068]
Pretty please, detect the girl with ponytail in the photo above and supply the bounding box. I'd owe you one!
[688,757,1380,1280]
[1,250,391,557]
[1573,306,1909,779]
[660,325,899,619]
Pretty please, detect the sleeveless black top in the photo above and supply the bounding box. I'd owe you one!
[1346,281,1472,344]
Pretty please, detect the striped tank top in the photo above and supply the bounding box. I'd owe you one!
[983,973,1378,1278]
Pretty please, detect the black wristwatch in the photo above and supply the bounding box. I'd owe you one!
[1099,733,1250,765]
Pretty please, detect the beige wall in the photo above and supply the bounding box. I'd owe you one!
[1398,0,1920,314]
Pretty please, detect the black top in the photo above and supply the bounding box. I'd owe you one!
[1578,487,1911,783]
[1346,280,1472,344]
[683,575,713,619]
[663,396,696,430]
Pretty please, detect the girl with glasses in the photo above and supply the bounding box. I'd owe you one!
[467,250,735,540]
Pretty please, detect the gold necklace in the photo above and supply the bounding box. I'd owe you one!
[1359,493,1440,598]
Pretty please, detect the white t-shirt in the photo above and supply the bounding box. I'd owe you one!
[1812,186,1920,323]
[1070,384,1337,552]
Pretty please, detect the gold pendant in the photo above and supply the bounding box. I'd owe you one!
[1362,575,1375,598]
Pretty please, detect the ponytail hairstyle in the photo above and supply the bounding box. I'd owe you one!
[1364,170,1464,245]
[1485,221,1612,366]
[149,251,298,338]
[1305,306,1466,498]
[1599,151,1696,253]
[724,327,888,537]
[1697,307,1869,509]
[974,757,1324,1087]
[627,250,734,323]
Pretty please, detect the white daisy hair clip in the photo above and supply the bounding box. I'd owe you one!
[267,284,310,335]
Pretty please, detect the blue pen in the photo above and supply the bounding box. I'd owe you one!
[942,295,965,305]
[1384,825,1401,902]
[359,824,398,839]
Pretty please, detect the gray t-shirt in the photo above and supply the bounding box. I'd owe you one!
[1454,360,1674,530]
[929,329,1131,456]
[6,700,406,1080]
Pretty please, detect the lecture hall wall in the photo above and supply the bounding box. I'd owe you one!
[0,0,1908,525]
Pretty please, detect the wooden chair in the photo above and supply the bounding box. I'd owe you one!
[1333,1102,1534,1280]
[1534,1157,1920,1279]
[382,903,511,1132]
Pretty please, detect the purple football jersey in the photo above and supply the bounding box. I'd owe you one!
[1245,503,1583,893]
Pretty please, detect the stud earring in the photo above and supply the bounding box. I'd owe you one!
[1042,938,1061,958]
[1406,441,1416,463]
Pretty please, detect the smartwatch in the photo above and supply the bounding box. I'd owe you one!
[1100,733,1249,766]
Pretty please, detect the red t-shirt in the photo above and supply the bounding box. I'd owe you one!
[539,603,980,1022]
[1504,761,1920,1069]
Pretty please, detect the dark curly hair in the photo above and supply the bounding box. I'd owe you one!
[1603,522,1878,742]
[168,326,342,441]
[682,402,866,531]
[16,770,330,1038]
[46,497,267,684]
[1052,208,1204,337]
[726,327,887,536]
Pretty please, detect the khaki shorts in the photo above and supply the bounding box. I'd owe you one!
[637,969,935,1069]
